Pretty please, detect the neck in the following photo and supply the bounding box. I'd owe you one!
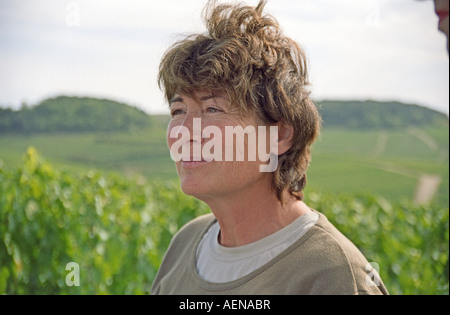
[200,184,311,247]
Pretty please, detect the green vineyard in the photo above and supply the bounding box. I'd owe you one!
[0,147,448,295]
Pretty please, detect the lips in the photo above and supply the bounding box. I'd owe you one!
[180,156,214,168]
[180,160,212,169]
[182,157,211,162]
[436,10,449,23]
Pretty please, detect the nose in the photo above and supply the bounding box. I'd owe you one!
[167,112,203,148]
[181,113,202,143]
[167,113,204,163]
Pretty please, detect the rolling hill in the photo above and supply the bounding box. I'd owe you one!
[0,96,156,133]
[316,100,448,129]
[0,96,448,133]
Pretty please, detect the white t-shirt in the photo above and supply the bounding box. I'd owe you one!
[195,210,319,283]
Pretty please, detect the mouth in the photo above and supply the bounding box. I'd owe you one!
[180,158,213,168]
[436,10,449,23]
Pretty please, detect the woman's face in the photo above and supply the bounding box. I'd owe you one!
[167,91,273,202]
[434,0,449,49]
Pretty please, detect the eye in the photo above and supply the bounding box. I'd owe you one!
[206,107,222,114]
[170,109,186,117]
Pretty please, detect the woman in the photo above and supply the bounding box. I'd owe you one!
[152,0,388,295]
[434,0,449,52]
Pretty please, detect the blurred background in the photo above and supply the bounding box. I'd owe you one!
[0,0,448,295]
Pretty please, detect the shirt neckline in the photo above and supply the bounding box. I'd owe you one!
[209,210,319,263]
[188,210,325,291]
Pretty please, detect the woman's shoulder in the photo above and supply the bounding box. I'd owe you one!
[171,213,216,244]
[309,211,368,262]
[153,214,215,276]
[295,210,388,294]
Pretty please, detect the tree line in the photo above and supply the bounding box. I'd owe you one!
[0,96,152,134]
[0,96,447,134]
[316,100,448,130]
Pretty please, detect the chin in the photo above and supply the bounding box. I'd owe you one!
[180,178,207,197]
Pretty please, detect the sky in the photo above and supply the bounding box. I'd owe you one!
[0,0,449,115]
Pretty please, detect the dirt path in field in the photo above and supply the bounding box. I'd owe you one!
[373,132,388,157]
[408,128,438,151]
[414,175,442,205]
[369,129,443,205]
[408,128,443,204]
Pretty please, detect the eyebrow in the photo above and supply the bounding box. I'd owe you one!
[169,96,183,104]
[199,94,216,101]
[169,94,220,105]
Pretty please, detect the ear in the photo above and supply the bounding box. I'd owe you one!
[276,121,294,156]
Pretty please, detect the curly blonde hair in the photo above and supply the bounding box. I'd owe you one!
[158,0,321,202]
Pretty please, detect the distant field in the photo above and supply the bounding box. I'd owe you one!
[305,127,449,205]
[0,124,448,206]
[0,126,174,180]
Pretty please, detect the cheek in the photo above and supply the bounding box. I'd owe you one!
[166,129,174,149]
[166,121,182,148]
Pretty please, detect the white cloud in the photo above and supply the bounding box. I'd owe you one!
[0,0,448,115]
